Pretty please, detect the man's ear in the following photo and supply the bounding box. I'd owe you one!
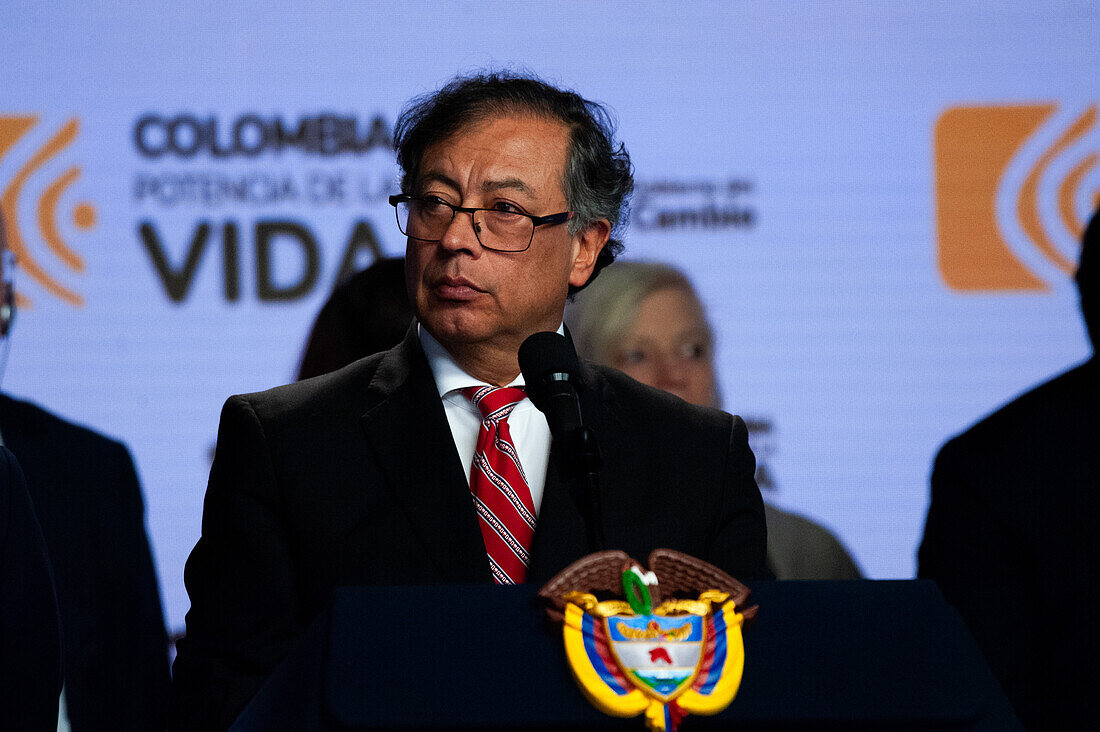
[568,219,611,289]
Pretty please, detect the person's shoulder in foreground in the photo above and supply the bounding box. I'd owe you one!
[918,209,1100,729]
[0,392,171,731]
[0,445,62,729]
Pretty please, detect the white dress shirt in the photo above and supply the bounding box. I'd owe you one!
[419,325,553,515]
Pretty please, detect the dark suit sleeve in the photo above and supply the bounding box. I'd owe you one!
[0,446,62,730]
[171,396,302,731]
[93,440,172,731]
[918,438,1027,696]
[707,415,770,581]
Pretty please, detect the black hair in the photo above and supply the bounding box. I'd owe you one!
[394,71,634,292]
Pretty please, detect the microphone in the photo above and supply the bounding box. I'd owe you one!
[519,331,604,551]
[518,331,583,441]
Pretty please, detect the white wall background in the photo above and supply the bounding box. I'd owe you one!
[2,1,1097,632]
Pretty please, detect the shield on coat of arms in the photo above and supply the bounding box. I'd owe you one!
[605,614,705,702]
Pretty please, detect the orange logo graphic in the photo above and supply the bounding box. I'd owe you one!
[935,104,1099,291]
[1,115,95,307]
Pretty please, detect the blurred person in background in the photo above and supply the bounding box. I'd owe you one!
[296,257,414,381]
[0,210,171,730]
[566,260,861,580]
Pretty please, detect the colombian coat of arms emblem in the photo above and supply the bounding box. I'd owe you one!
[540,549,756,731]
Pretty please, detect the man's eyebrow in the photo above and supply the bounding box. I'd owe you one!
[417,171,461,192]
[416,172,534,198]
[481,177,534,197]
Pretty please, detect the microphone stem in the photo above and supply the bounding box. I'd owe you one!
[574,426,605,551]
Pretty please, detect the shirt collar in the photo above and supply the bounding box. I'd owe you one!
[418,323,564,399]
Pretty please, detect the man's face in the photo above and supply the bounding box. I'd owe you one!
[405,113,607,377]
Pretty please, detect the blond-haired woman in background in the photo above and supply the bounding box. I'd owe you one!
[566,260,860,580]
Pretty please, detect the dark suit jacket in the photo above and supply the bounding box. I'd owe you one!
[0,445,62,730]
[918,358,1100,730]
[0,393,171,732]
[171,329,767,730]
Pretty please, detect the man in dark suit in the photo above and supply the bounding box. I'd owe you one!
[171,72,768,729]
[1,210,170,730]
[918,209,1100,729]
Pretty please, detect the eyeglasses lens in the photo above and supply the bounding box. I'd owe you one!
[396,200,532,252]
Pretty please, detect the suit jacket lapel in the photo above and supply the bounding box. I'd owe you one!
[358,328,491,583]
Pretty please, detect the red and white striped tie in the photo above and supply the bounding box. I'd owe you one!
[462,386,536,584]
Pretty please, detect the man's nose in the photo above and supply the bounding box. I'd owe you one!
[438,210,482,254]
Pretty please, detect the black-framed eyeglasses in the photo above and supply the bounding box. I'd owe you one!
[388,194,573,253]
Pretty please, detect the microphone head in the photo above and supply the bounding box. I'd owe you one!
[519,331,578,380]
[518,331,580,412]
